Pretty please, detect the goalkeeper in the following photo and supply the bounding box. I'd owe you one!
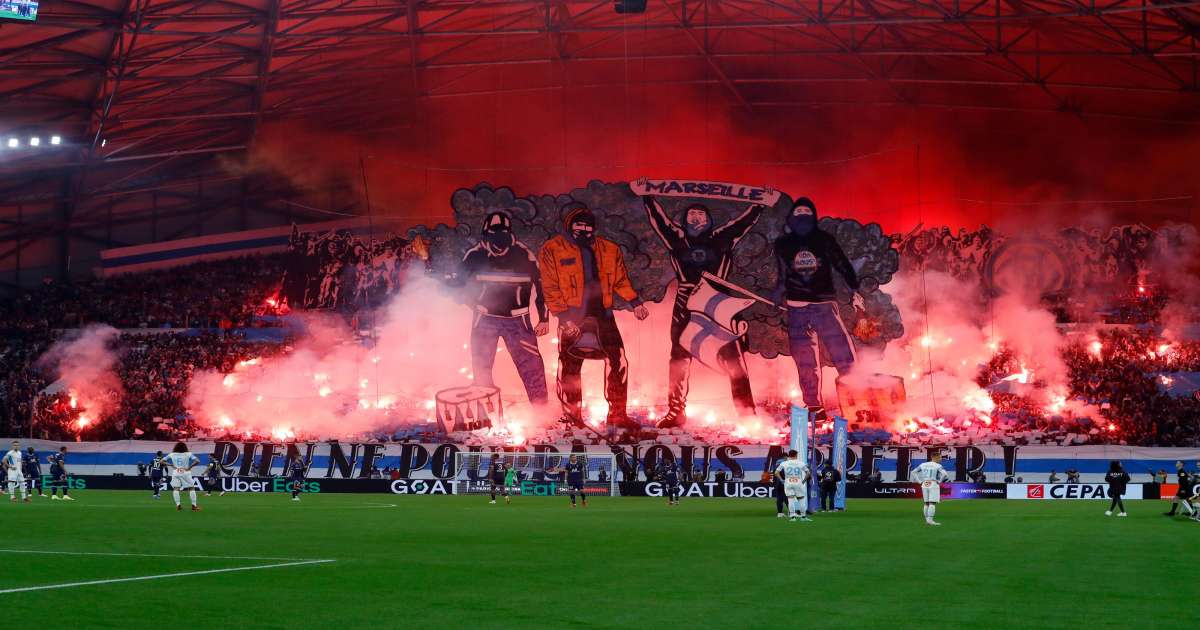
[503,463,518,504]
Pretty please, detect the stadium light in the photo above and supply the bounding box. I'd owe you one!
[29,137,40,146]
[50,135,61,145]
[6,138,17,148]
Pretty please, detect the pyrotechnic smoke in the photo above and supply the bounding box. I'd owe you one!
[184,264,796,440]
[845,270,1073,429]
[36,324,124,423]
[187,270,474,439]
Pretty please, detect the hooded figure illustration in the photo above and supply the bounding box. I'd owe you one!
[454,210,550,404]
[642,194,766,427]
[772,197,862,418]
[539,203,649,430]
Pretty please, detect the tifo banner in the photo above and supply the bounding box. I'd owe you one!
[58,475,1155,500]
[280,223,429,309]
[7,439,1199,483]
[630,179,781,205]
[98,218,380,276]
[678,273,766,371]
[1006,483,1145,500]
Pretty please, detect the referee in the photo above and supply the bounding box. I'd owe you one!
[1164,461,1194,518]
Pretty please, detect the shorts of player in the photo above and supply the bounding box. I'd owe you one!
[783,482,806,499]
[920,480,941,503]
[170,474,195,490]
[6,472,23,487]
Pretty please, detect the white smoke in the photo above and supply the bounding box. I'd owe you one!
[36,324,124,423]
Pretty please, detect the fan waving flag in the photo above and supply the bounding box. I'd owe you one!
[678,273,770,370]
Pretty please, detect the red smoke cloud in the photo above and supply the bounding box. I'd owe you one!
[252,85,1198,234]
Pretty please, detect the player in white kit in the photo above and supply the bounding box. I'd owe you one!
[3,441,28,503]
[910,452,951,525]
[774,449,812,522]
[164,442,201,512]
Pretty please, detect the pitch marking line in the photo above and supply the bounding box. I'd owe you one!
[0,559,335,595]
[0,549,311,562]
[0,550,335,595]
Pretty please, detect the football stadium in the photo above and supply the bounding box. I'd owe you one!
[1,1,1199,627]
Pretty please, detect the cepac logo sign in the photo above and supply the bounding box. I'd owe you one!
[1008,483,1143,500]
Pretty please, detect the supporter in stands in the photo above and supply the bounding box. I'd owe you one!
[0,255,286,332]
[2,252,1199,448]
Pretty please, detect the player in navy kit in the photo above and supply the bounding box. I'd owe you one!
[565,455,587,508]
[488,459,508,505]
[202,460,224,496]
[23,446,42,497]
[48,446,73,500]
[150,451,166,498]
[287,455,307,501]
[657,459,681,506]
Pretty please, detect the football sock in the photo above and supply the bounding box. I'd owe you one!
[188,489,197,506]
[172,490,181,506]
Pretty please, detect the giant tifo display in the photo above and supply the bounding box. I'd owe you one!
[6,178,1199,453]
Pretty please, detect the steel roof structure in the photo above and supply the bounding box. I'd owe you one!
[1,1,1198,285]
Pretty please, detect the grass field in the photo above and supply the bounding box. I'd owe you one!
[1,490,1193,628]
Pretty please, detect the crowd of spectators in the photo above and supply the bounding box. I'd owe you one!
[0,253,290,439]
[0,330,55,437]
[26,332,289,441]
[0,255,286,333]
[2,255,1198,447]
[1062,328,1200,447]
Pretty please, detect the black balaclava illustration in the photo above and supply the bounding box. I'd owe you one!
[787,197,818,237]
[564,206,596,247]
[681,204,713,238]
[482,211,514,254]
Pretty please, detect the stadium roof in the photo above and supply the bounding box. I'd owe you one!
[1,1,1199,283]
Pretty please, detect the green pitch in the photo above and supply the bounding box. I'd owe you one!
[1,491,1190,628]
[0,9,36,21]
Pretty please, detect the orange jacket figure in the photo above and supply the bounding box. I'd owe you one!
[539,221,640,315]
[539,204,646,431]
